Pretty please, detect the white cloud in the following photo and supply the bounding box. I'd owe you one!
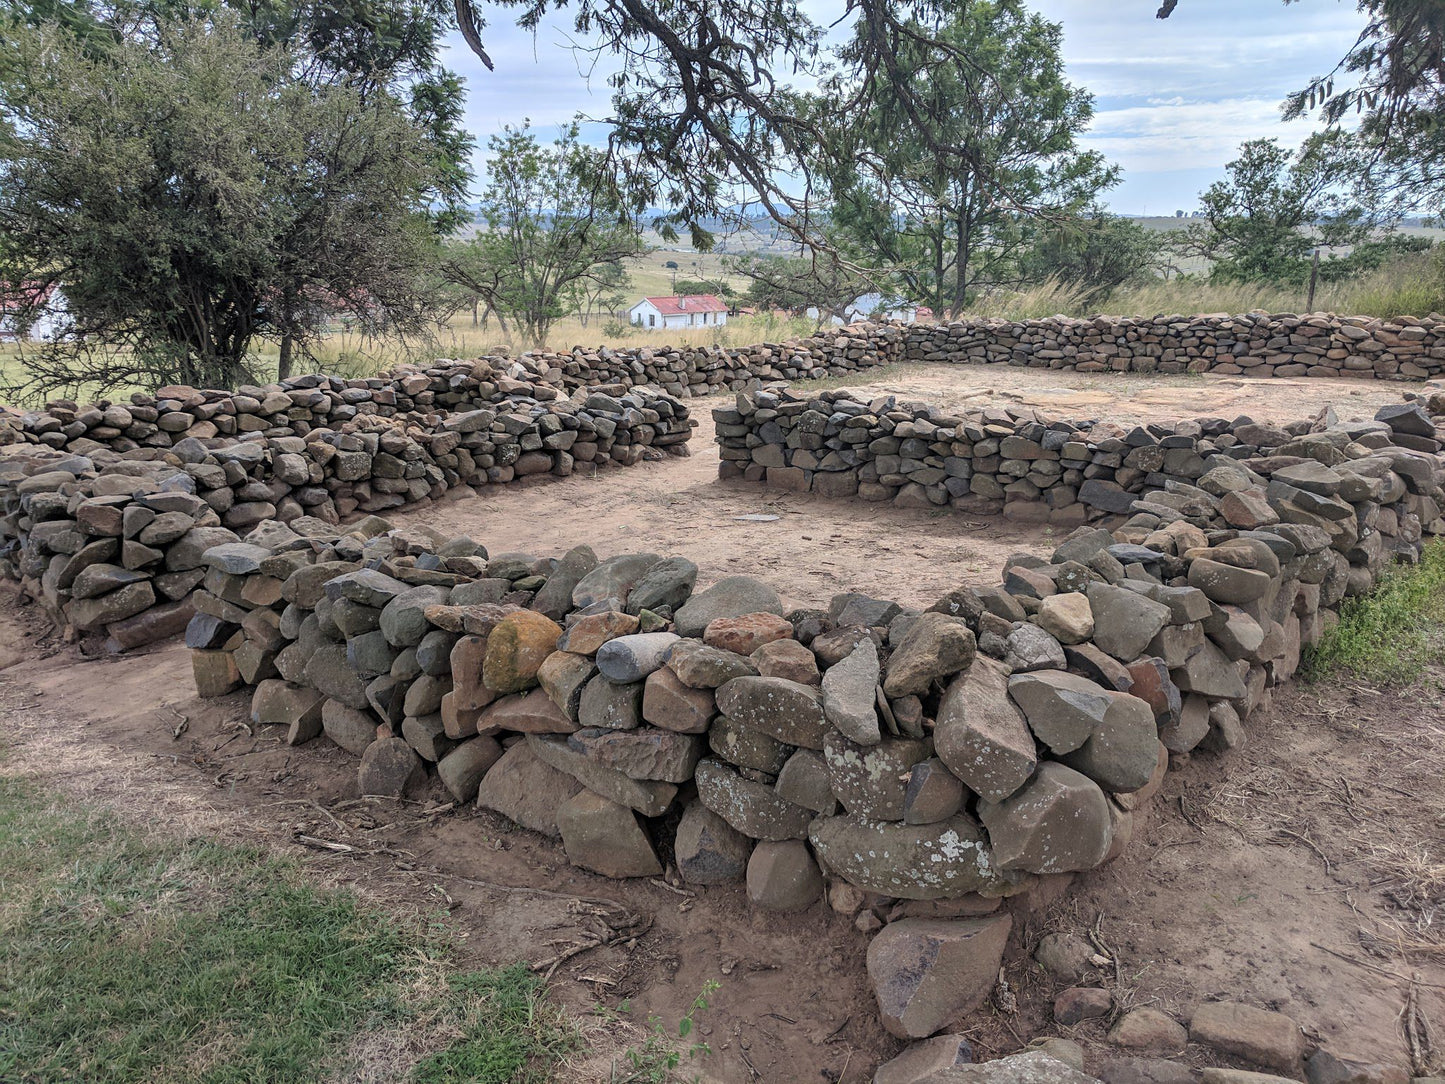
[442,1,1374,211]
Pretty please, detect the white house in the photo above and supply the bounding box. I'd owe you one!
[0,282,67,342]
[628,294,730,331]
[804,293,934,326]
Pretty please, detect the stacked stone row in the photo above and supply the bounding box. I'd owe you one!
[444,312,1445,399]
[521,323,908,398]
[0,383,692,652]
[716,385,1444,531]
[171,413,1442,1040]
[2,375,691,527]
[907,311,1445,380]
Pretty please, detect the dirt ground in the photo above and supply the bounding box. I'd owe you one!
[0,365,1441,1080]
[845,364,1417,429]
[402,366,1416,611]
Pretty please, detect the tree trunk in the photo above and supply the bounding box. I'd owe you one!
[278,333,294,381]
[472,299,479,327]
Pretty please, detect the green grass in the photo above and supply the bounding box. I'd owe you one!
[1301,539,1445,684]
[0,773,578,1084]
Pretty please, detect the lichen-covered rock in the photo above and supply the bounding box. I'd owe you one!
[823,732,930,821]
[482,611,563,693]
[808,814,1011,899]
[694,758,813,840]
[715,675,828,749]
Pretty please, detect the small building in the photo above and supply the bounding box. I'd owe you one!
[628,294,730,331]
[0,282,66,342]
[804,293,930,326]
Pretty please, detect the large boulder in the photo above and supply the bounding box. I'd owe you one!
[674,801,753,884]
[715,676,828,748]
[823,732,930,821]
[821,639,882,744]
[1058,695,1161,793]
[866,915,1013,1038]
[694,758,813,840]
[474,741,582,837]
[883,613,977,697]
[933,658,1037,803]
[1086,583,1170,661]
[745,840,823,912]
[556,790,662,878]
[1007,670,1119,754]
[978,762,1114,874]
[527,734,676,816]
[674,575,783,637]
[808,814,1011,899]
[482,611,562,693]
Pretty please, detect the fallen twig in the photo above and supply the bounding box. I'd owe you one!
[1273,828,1334,875]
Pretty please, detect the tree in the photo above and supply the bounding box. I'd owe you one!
[0,15,447,397]
[672,278,731,298]
[732,252,876,326]
[1018,212,1166,307]
[443,123,645,348]
[1186,133,1371,284]
[567,261,632,327]
[820,0,1117,316]
[2,0,474,232]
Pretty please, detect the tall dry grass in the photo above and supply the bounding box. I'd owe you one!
[968,250,1445,323]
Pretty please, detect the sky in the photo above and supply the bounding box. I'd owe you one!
[439,0,1370,216]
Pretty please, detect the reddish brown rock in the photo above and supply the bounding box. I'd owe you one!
[704,611,795,655]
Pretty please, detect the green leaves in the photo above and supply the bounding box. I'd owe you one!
[0,10,453,398]
[442,121,644,347]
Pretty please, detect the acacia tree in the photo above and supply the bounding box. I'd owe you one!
[1186,133,1371,284]
[820,0,1116,316]
[443,123,645,348]
[0,15,447,396]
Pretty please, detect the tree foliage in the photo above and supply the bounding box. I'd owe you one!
[1184,133,1372,284]
[1018,212,1166,308]
[3,0,475,230]
[819,0,1116,316]
[0,14,448,397]
[442,123,645,347]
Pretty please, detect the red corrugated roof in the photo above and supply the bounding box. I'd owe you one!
[639,294,728,316]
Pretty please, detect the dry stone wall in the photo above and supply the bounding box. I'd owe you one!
[0,379,691,652]
[716,384,1445,533]
[66,393,1434,1041]
[437,312,1445,396]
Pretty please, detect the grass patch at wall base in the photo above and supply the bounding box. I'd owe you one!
[1301,539,1445,684]
[0,774,576,1083]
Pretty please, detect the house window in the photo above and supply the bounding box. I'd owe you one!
[649,314,655,327]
